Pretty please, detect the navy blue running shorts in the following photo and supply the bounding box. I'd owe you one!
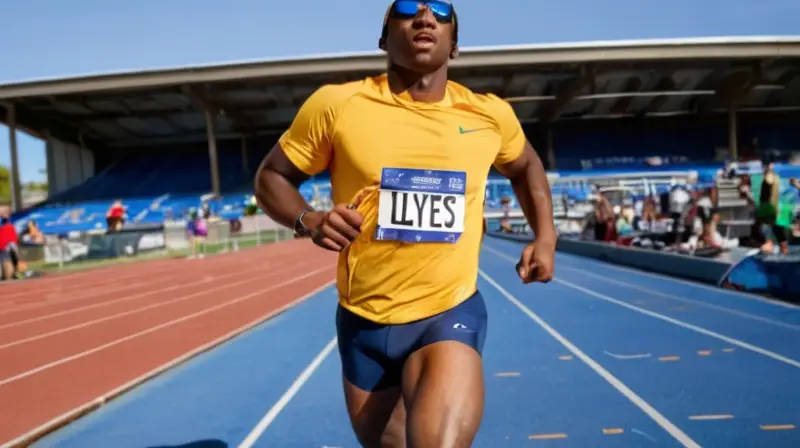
[336,290,488,392]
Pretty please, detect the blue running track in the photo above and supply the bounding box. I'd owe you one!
[33,237,800,447]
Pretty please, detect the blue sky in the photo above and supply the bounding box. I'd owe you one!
[1,0,799,183]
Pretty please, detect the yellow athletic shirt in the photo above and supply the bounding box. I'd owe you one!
[279,74,525,324]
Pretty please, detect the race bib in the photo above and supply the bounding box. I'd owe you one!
[375,168,466,243]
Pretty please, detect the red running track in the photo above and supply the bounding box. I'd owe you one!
[0,239,337,446]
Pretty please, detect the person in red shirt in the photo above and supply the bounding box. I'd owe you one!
[106,200,127,232]
[0,217,18,280]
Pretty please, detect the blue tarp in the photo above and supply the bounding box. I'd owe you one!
[720,248,800,301]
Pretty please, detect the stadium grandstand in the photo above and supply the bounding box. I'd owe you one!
[1,36,799,267]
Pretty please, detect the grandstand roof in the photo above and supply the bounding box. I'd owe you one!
[2,36,800,148]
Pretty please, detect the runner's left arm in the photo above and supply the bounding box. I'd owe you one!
[490,97,556,246]
[498,142,556,245]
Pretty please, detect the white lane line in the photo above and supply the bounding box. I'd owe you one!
[556,279,800,369]
[0,266,333,388]
[557,265,800,331]
[556,246,800,310]
[478,269,700,448]
[0,260,287,330]
[483,246,800,370]
[238,336,338,448]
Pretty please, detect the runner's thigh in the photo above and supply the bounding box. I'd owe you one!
[401,292,488,447]
[337,306,406,447]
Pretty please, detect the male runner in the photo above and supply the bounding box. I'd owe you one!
[254,1,556,446]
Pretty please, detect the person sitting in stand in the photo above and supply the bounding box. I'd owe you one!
[106,200,127,232]
[498,196,513,233]
[699,208,738,250]
[20,220,45,245]
[615,206,636,237]
[633,196,658,232]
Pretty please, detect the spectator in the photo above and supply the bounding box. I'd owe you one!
[581,212,597,240]
[696,188,715,228]
[593,192,614,241]
[700,209,738,250]
[200,201,211,218]
[20,220,45,245]
[615,206,636,236]
[756,162,789,255]
[186,208,208,259]
[634,196,658,232]
[0,216,31,280]
[720,160,737,179]
[739,175,756,206]
[737,174,766,248]
[106,200,127,232]
[789,178,800,240]
[668,182,692,245]
[675,190,703,247]
[0,216,16,280]
[498,196,513,233]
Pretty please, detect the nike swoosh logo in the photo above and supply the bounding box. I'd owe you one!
[459,126,489,134]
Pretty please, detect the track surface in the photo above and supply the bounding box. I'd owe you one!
[0,239,337,447]
[6,237,800,447]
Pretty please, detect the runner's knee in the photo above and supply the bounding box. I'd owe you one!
[342,380,405,448]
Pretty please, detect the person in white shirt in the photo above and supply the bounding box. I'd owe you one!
[668,182,692,244]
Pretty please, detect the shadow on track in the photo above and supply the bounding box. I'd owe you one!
[147,440,227,448]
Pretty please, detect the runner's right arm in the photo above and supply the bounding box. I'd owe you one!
[255,147,314,231]
[254,85,362,251]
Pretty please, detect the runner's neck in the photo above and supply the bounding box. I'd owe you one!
[387,64,449,103]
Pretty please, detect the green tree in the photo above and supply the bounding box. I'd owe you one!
[0,165,10,204]
[24,181,48,192]
[28,168,50,192]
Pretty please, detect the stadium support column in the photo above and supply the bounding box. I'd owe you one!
[716,63,760,162]
[3,102,23,211]
[203,108,221,198]
[727,106,738,161]
[43,129,57,196]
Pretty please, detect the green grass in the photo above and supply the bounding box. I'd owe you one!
[28,250,174,274]
[171,230,287,257]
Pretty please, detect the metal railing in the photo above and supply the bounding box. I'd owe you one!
[29,214,293,274]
